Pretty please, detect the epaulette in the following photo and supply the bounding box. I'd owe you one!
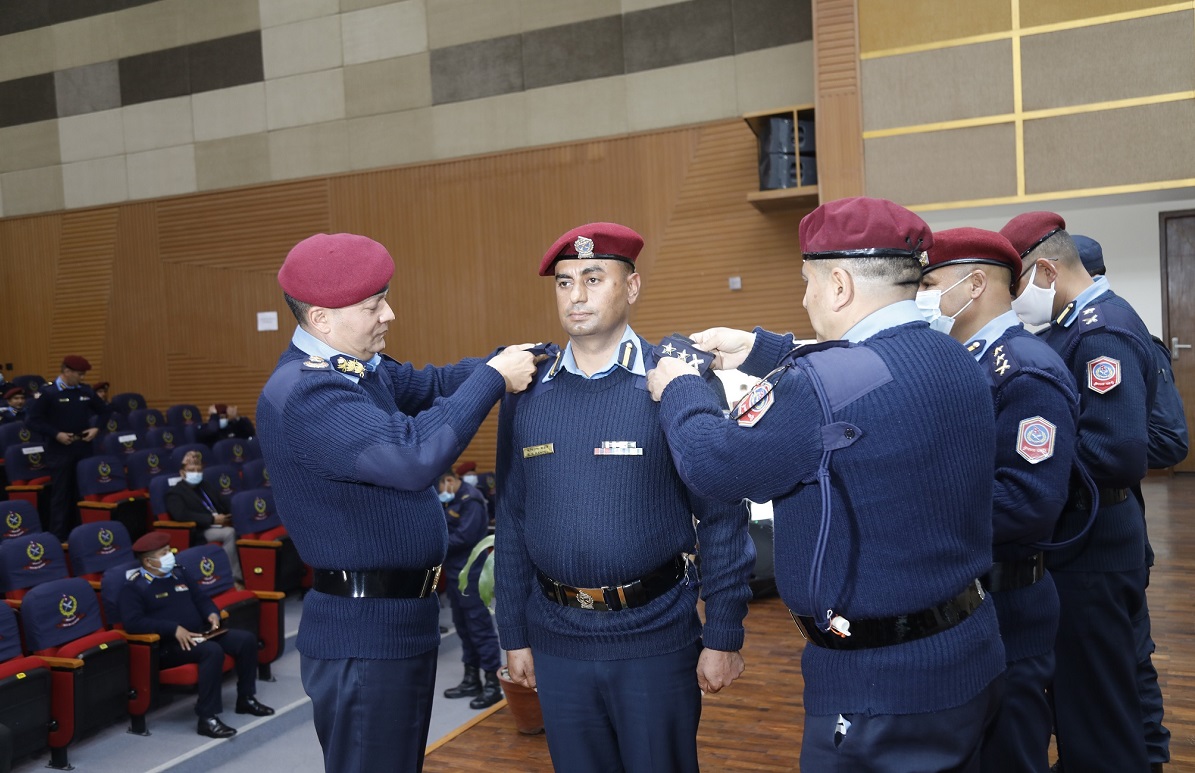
[987,341,1020,385]
[300,355,332,372]
[1072,303,1107,335]
[650,333,713,376]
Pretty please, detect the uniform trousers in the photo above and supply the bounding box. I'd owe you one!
[801,676,1003,773]
[980,650,1053,773]
[446,562,501,673]
[300,650,437,773]
[534,641,702,773]
[46,444,89,540]
[1134,575,1169,765]
[1051,568,1148,772]
[159,628,258,718]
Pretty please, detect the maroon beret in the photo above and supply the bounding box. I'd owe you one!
[279,233,395,308]
[999,211,1065,258]
[924,227,1022,278]
[3,386,24,400]
[455,461,477,476]
[62,355,91,372]
[93,382,109,391]
[539,222,644,277]
[214,404,228,415]
[800,197,933,260]
[132,531,172,554]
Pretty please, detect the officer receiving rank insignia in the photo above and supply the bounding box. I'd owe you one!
[494,222,754,773]
[919,226,1079,772]
[645,198,1006,772]
[1002,211,1159,773]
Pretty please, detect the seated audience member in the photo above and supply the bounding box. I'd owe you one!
[197,404,255,446]
[0,387,25,424]
[93,382,110,403]
[165,451,243,583]
[119,531,273,738]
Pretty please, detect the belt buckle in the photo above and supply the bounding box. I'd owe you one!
[575,589,597,610]
[422,565,442,598]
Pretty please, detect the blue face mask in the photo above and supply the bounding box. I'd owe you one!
[437,490,454,504]
[157,551,176,574]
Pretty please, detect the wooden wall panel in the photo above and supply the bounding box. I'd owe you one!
[0,214,60,380]
[0,121,815,469]
[46,209,118,377]
[814,0,866,200]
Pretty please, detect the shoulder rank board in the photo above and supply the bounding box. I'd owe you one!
[654,334,713,376]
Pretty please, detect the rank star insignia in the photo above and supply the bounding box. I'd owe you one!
[995,361,1010,376]
[574,236,595,259]
[661,342,676,356]
[677,349,689,363]
[1084,314,1099,325]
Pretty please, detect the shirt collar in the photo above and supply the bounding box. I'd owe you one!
[291,326,381,384]
[55,376,78,390]
[965,309,1022,359]
[545,324,645,381]
[1058,275,1111,328]
[842,300,925,343]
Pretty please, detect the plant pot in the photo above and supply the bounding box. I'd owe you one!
[498,668,543,735]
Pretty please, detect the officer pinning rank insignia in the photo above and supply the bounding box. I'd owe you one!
[654,334,713,376]
[334,356,367,378]
[594,441,643,456]
[1016,416,1056,464]
[1086,355,1121,394]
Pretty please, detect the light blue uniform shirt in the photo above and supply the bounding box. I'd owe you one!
[966,309,1022,359]
[544,324,646,382]
[1058,275,1110,328]
[291,326,381,384]
[842,300,926,343]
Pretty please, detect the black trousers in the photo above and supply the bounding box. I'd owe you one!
[45,444,89,540]
[160,628,258,718]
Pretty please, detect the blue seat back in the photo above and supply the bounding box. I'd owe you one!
[212,437,261,467]
[67,521,134,576]
[0,536,68,593]
[22,577,104,651]
[75,455,131,498]
[126,448,170,491]
[1,500,41,541]
[110,393,146,415]
[176,543,236,597]
[166,404,203,429]
[4,443,51,483]
[231,488,281,536]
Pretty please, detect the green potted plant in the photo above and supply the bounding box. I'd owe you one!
[458,536,543,735]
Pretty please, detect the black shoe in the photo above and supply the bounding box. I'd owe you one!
[235,696,275,716]
[198,716,237,738]
[444,665,482,699]
[469,671,503,710]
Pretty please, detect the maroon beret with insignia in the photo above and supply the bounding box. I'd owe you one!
[3,386,24,400]
[799,197,933,261]
[132,531,172,554]
[999,211,1066,258]
[93,382,109,391]
[924,227,1022,278]
[62,355,91,372]
[278,233,395,308]
[539,222,645,277]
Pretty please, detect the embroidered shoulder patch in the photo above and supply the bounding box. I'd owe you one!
[1086,356,1121,394]
[1016,416,1056,464]
[301,356,330,370]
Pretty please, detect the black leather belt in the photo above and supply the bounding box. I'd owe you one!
[1066,486,1129,511]
[537,556,686,612]
[312,567,442,599]
[790,580,985,651]
[981,553,1045,593]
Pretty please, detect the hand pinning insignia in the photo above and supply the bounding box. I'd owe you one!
[654,334,713,376]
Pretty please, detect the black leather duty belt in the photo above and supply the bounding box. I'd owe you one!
[537,556,686,612]
[312,567,442,599]
[790,580,985,651]
[981,553,1045,593]
[1066,486,1129,511]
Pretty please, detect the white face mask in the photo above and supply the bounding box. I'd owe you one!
[437,490,454,504]
[1011,263,1056,326]
[218,418,229,429]
[461,474,478,486]
[156,551,176,574]
[184,471,204,485]
[916,272,976,335]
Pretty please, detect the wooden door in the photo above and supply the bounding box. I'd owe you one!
[1160,209,1195,473]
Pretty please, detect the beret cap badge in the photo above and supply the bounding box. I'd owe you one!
[573,236,595,259]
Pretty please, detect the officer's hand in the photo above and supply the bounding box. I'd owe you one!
[207,613,221,632]
[208,404,218,418]
[696,648,745,694]
[175,626,200,651]
[505,648,536,689]
[80,428,99,442]
[56,432,74,445]
[646,356,696,401]
[487,345,540,394]
[689,328,756,371]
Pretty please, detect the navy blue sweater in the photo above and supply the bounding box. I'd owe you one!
[981,324,1078,663]
[657,323,1005,716]
[257,343,506,660]
[1040,290,1155,572]
[26,383,108,441]
[494,361,753,660]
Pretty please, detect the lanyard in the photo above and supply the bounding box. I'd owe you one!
[198,487,217,514]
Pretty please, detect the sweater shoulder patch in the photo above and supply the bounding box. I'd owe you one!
[301,355,332,371]
[800,345,893,412]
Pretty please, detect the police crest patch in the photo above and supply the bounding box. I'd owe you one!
[732,381,775,428]
[1086,356,1121,394]
[1016,416,1056,464]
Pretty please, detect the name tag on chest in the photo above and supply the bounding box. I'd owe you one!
[594,441,643,456]
[174,584,188,592]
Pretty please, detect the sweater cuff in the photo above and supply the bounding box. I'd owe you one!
[701,623,745,653]
[497,624,529,652]
[739,327,791,377]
